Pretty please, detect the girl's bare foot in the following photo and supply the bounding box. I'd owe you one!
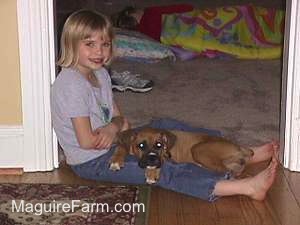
[247,155,278,200]
[248,140,279,164]
[213,153,278,200]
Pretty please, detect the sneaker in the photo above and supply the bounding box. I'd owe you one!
[110,70,154,93]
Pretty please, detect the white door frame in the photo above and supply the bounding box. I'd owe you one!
[17,0,58,171]
[281,0,300,171]
[17,0,300,172]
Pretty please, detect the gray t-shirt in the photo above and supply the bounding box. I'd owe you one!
[51,67,114,165]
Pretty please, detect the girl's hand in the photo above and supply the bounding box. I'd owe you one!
[93,123,119,149]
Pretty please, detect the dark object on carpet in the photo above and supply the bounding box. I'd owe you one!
[0,183,150,225]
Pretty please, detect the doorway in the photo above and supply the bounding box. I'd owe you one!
[17,0,300,172]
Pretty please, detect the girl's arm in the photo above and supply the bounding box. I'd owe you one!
[72,101,130,150]
[92,101,130,149]
[71,117,103,149]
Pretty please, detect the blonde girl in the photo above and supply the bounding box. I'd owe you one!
[51,10,278,202]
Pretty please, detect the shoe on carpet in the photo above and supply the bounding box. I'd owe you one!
[110,70,154,93]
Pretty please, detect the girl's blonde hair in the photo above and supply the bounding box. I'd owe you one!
[58,10,114,67]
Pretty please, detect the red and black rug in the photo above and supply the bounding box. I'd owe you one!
[0,183,150,225]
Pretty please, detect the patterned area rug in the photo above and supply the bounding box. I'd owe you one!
[0,183,150,225]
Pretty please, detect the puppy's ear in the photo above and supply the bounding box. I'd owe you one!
[117,129,137,154]
[160,130,177,150]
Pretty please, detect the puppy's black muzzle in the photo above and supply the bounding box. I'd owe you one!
[138,151,161,169]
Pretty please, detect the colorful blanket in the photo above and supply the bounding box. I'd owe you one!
[161,5,284,59]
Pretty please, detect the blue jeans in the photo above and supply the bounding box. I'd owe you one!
[71,118,230,201]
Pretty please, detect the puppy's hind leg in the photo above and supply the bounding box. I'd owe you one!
[222,147,253,176]
[240,147,254,161]
[222,156,246,177]
[191,141,249,176]
[191,142,228,172]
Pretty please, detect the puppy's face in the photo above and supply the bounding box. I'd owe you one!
[118,128,176,169]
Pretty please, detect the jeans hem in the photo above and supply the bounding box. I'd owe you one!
[207,172,232,202]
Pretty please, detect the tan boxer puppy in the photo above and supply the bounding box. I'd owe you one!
[109,127,254,184]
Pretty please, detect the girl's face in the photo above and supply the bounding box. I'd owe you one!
[76,31,112,76]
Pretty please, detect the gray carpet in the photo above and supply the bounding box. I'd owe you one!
[112,58,282,147]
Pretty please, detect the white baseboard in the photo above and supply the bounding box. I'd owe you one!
[0,126,24,168]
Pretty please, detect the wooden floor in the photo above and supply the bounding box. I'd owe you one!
[0,162,299,225]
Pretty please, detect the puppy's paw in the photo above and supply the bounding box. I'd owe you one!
[146,177,157,184]
[109,162,123,171]
[145,167,160,184]
[223,158,246,177]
